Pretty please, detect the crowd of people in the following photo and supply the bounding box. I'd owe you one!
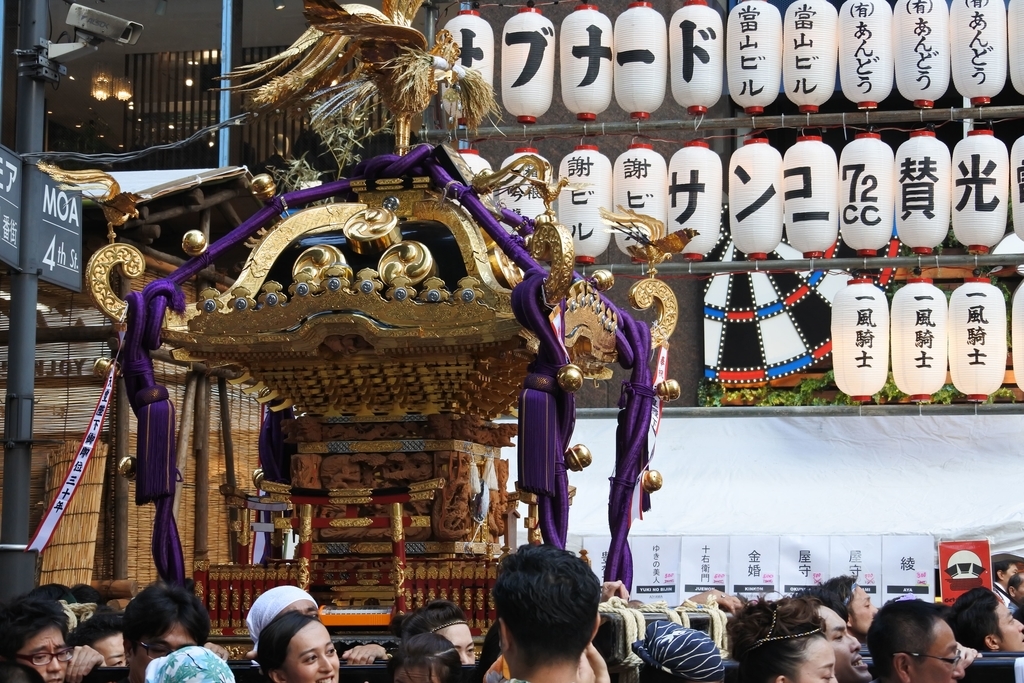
[1,547,1023,683]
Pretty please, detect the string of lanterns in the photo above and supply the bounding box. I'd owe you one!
[461,126,1021,264]
[444,0,1023,124]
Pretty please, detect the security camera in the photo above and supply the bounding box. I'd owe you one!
[47,4,144,62]
[66,4,143,45]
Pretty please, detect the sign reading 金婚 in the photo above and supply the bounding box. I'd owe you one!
[882,535,935,602]
[729,536,780,599]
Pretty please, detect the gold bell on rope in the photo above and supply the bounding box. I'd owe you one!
[118,456,137,480]
[250,174,277,202]
[182,230,208,257]
[591,270,615,292]
[656,379,681,402]
[252,468,265,490]
[565,444,592,472]
[641,469,663,493]
[92,357,114,377]
[557,364,584,393]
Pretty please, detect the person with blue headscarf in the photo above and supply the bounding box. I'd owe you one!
[633,622,725,683]
[144,646,234,683]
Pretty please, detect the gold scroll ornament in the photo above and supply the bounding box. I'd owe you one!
[629,277,678,349]
[86,243,146,321]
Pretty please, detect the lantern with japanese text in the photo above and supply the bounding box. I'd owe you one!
[559,145,613,264]
[839,132,895,256]
[501,8,556,124]
[560,4,614,121]
[783,0,838,113]
[728,137,784,260]
[1011,135,1024,241]
[498,147,551,222]
[891,278,948,401]
[669,0,724,115]
[1012,282,1024,392]
[459,148,493,177]
[949,278,1007,401]
[443,9,495,122]
[839,0,894,109]
[893,130,951,254]
[613,2,668,119]
[951,130,1009,254]
[950,0,1007,106]
[832,278,890,402]
[668,140,722,260]
[727,0,783,115]
[892,0,950,108]
[783,135,839,258]
[613,142,668,255]
[1010,0,1024,95]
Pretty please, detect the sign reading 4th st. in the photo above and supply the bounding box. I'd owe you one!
[0,144,23,270]
[34,169,82,292]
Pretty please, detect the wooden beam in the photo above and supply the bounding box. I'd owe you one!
[118,238,236,289]
[147,348,243,380]
[172,373,198,522]
[121,186,246,230]
[0,325,115,345]
[193,374,211,562]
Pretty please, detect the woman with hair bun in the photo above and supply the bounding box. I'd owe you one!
[727,597,836,683]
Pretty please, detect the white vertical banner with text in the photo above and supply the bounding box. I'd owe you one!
[729,536,780,599]
[581,536,613,584]
[680,536,730,593]
[882,535,936,603]
[830,536,884,606]
[631,536,681,602]
[779,535,831,595]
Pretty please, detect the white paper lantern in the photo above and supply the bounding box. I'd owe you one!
[832,278,890,402]
[501,8,556,124]
[892,0,950,108]
[951,129,1009,253]
[1011,135,1024,241]
[668,140,722,260]
[891,278,948,400]
[726,0,783,115]
[669,0,724,115]
[559,144,613,264]
[949,278,1007,401]
[459,148,493,177]
[894,130,951,254]
[783,135,839,257]
[1012,281,1024,392]
[783,0,838,113]
[839,132,896,256]
[613,143,668,255]
[838,0,894,109]
[950,0,1007,106]
[443,10,495,122]
[1010,0,1024,95]
[728,137,784,259]
[498,147,550,221]
[613,2,668,119]
[560,4,614,121]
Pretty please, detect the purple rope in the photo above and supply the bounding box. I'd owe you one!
[258,407,295,484]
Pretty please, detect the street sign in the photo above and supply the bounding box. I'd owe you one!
[31,168,82,292]
[0,144,22,269]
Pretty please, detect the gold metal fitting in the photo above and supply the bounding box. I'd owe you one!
[378,241,436,286]
[565,444,592,472]
[343,207,401,255]
[641,469,663,493]
[251,174,277,201]
[252,468,265,490]
[92,357,114,377]
[118,456,137,480]
[656,379,681,402]
[591,270,615,292]
[182,229,208,257]
[556,364,584,393]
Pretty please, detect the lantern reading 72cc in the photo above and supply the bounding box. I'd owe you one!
[832,278,890,402]
[839,132,895,256]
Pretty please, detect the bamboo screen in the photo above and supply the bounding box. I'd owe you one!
[0,274,264,587]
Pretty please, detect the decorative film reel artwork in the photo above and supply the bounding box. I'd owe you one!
[703,233,899,383]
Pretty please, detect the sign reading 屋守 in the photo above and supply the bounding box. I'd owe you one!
[829,536,883,606]
[779,535,830,595]
[32,168,82,292]
[0,144,22,269]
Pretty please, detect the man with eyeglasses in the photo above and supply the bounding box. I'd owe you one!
[949,586,1024,652]
[867,599,965,683]
[120,583,211,683]
[0,595,103,683]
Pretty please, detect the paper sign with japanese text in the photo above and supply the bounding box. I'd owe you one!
[680,536,729,593]
[729,536,780,599]
[830,536,883,606]
[882,535,935,602]
[580,536,612,584]
[779,536,830,595]
[938,539,992,605]
[632,536,681,602]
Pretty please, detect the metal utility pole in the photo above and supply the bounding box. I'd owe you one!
[0,0,49,599]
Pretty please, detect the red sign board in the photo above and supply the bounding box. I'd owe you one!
[939,539,992,605]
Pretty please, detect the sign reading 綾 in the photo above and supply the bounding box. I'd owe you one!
[0,144,22,269]
[32,169,82,291]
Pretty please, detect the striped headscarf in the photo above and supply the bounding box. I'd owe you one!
[632,621,724,682]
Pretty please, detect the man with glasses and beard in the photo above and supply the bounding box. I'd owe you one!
[868,600,965,683]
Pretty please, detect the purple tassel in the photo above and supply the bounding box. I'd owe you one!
[515,373,559,496]
[134,386,177,503]
[258,407,295,484]
[153,498,185,584]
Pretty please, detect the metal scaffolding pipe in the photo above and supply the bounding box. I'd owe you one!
[426,105,1024,143]
[600,253,1024,276]
[575,404,1024,418]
